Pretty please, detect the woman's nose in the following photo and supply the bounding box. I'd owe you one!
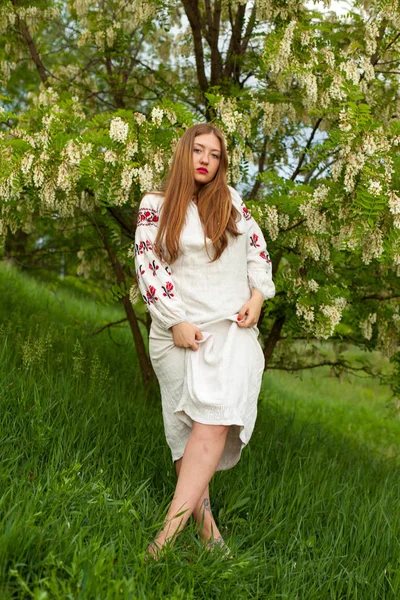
[200,154,209,164]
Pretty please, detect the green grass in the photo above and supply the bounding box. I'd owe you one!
[1,262,400,599]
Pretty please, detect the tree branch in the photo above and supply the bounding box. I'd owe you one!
[90,317,128,336]
[290,118,323,181]
[12,0,49,85]
[181,0,209,93]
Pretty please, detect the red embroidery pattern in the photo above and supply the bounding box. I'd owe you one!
[241,202,252,221]
[164,265,172,276]
[149,260,159,276]
[250,233,260,248]
[144,285,158,305]
[162,281,175,298]
[260,250,271,264]
[137,207,159,227]
[135,240,153,256]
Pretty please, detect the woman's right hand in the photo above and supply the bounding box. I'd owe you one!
[171,322,203,351]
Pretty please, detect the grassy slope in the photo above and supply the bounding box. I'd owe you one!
[0,263,399,599]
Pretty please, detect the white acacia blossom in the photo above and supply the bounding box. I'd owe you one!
[270,20,297,75]
[135,164,154,192]
[151,107,164,127]
[360,313,377,340]
[264,204,279,241]
[368,180,382,196]
[121,165,135,192]
[109,117,129,143]
[296,302,315,323]
[388,191,400,215]
[21,153,34,175]
[315,298,347,339]
[362,229,384,264]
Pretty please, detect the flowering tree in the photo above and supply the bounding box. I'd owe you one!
[0,0,399,390]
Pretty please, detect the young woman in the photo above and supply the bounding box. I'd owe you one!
[134,123,275,558]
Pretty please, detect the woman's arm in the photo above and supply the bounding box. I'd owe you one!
[230,187,276,328]
[134,194,188,330]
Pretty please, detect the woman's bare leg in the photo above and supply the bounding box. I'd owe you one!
[174,458,223,543]
[149,422,229,553]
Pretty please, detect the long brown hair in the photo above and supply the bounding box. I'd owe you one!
[154,123,240,263]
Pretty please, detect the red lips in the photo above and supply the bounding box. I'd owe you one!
[196,168,208,174]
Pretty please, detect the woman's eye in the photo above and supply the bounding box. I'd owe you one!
[212,154,220,159]
[194,148,201,153]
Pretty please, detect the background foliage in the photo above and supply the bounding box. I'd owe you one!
[0,0,399,390]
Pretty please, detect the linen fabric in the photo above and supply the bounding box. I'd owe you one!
[134,186,275,470]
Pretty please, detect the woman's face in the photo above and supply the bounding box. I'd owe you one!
[192,133,221,190]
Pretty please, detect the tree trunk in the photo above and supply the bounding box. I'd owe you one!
[102,236,154,385]
[264,315,285,366]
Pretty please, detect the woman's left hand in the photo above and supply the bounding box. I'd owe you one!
[236,289,264,328]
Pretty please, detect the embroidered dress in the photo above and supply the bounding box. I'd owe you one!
[134,186,275,470]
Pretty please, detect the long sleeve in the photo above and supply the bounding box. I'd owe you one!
[230,187,276,301]
[134,194,187,330]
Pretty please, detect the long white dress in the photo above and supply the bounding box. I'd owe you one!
[134,186,275,470]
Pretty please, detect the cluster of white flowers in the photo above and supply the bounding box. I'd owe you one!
[320,47,335,69]
[73,0,90,17]
[264,204,279,241]
[279,212,290,230]
[259,101,296,134]
[299,235,320,261]
[21,153,35,175]
[104,150,118,164]
[153,151,164,174]
[109,117,129,143]
[368,180,382,196]
[57,162,74,192]
[296,71,318,109]
[328,72,347,101]
[299,186,329,234]
[307,279,319,293]
[229,145,242,183]
[361,133,377,156]
[0,60,16,84]
[362,229,384,265]
[365,21,379,55]
[216,98,243,135]
[296,302,315,323]
[33,163,45,188]
[360,313,377,340]
[151,107,164,128]
[389,190,400,215]
[344,151,366,193]
[314,298,346,339]
[62,140,92,165]
[120,165,136,193]
[331,223,358,251]
[340,60,360,85]
[77,250,91,278]
[40,180,56,210]
[125,140,138,159]
[134,112,146,126]
[129,282,140,305]
[77,28,91,47]
[338,109,352,132]
[270,20,297,75]
[136,164,154,192]
[359,56,375,82]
